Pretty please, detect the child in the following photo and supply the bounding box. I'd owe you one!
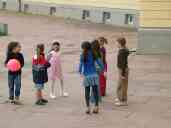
[47,41,68,99]
[32,44,50,105]
[115,37,130,106]
[79,41,103,114]
[4,41,24,105]
[98,37,108,96]
[90,40,103,102]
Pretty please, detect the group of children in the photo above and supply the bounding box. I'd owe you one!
[4,36,130,114]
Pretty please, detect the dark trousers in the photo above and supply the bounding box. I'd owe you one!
[8,74,21,100]
[85,85,99,107]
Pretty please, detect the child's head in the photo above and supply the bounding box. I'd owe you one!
[91,40,101,59]
[7,41,21,54]
[117,37,126,48]
[36,43,44,56]
[98,37,108,47]
[81,41,91,62]
[91,40,100,51]
[52,41,60,52]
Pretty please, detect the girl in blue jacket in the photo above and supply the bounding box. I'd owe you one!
[79,41,104,114]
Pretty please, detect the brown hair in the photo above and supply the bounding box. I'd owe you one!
[117,37,126,47]
[36,43,44,57]
[99,37,108,44]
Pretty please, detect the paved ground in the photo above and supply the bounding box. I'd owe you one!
[0,11,171,128]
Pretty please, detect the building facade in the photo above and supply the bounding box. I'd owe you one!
[0,0,171,54]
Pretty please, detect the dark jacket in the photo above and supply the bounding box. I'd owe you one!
[5,52,24,75]
[117,48,129,76]
[32,54,50,84]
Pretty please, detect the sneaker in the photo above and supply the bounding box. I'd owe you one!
[85,107,91,114]
[115,101,128,106]
[92,107,99,114]
[60,92,69,97]
[14,97,23,105]
[14,100,23,105]
[35,100,46,106]
[114,98,120,102]
[5,99,15,104]
[41,99,48,103]
[50,94,56,99]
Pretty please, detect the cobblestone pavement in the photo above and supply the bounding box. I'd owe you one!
[0,11,171,128]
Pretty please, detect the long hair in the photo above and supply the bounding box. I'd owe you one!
[91,40,101,60]
[36,43,44,58]
[81,41,91,63]
[7,41,19,56]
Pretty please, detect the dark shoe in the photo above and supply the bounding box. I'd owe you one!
[35,100,46,106]
[93,107,99,114]
[85,107,91,114]
[41,99,48,103]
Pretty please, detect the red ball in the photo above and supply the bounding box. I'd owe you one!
[7,59,21,72]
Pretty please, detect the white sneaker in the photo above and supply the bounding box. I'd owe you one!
[114,98,119,102]
[115,101,128,106]
[50,94,56,99]
[60,92,69,97]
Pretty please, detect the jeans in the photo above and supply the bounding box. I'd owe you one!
[85,85,99,107]
[8,74,21,100]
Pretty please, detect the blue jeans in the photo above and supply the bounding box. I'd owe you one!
[8,74,21,100]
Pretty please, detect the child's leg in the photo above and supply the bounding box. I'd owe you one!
[92,85,99,107]
[117,69,123,101]
[59,79,68,97]
[85,86,90,107]
[36,89,42,100]
[14,74,21,100]
[122,69,129,102]
[60,79,64,95]
[50,79,56,97]
[8,74,15,101]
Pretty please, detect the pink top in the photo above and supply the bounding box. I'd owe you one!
[48,51,63,80]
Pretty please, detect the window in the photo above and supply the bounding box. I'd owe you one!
[24,4,29,13]
[50,7,56,15]
[2,1,6,10]
[82,10,90,20]
[125,14,134,25]
[103,12,111,24]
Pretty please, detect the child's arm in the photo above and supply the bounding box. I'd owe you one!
[78,55,83,74]
[4,53,10,66]
[20,53,24,68]
[47,52,52,62]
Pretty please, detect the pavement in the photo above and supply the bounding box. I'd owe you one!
[0,11,171,128]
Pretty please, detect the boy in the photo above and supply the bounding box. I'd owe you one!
[115,37,129,106]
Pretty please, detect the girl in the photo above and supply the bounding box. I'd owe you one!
[79,41,103,114]
[90,40,103,102]
[47,41,68,99]
[32,44,50,105]
[5,41,24,105]
[98,37,108,96]
[115,37,130,106]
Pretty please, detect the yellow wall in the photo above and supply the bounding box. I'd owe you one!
[27,0,138,9]
[139,0,171,27]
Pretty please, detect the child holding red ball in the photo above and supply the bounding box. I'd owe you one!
[4,41,24,105]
